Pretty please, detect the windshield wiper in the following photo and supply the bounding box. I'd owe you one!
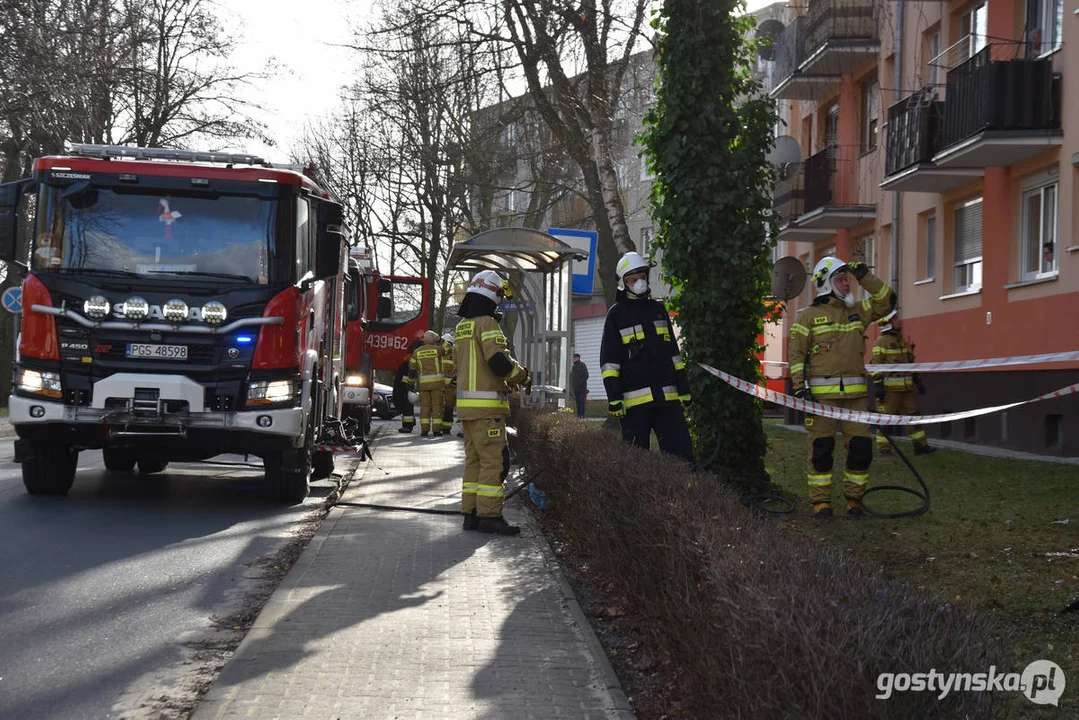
[52,267,141,278]
[145,270,254,283]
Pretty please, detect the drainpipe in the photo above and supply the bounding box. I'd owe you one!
[890,0,904,296]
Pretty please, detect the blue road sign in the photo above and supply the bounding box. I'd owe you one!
[1,286,22,314]
[547,228,597,295]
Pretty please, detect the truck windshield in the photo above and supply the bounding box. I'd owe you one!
[32,184,278,284]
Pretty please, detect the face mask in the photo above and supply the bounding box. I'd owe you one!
[841,293,856,308]
[630,278,649,295]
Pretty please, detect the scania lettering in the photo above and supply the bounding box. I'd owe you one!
[0,144,351,503]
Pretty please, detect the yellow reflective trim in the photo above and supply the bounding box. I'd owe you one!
[789,363,804,373]
[872,346,884,355]
[462,481,479,492]
[480,330,503,340]
[475,484,505,497]
[663,391,680,401]
[791,324,810,337]
[456,322,474,339]
[872,283,891,300]
[621,334,633,345]
[457,398,509,409]
[844,472,869,485]
[673,360,685,370]
[624,395,652,408]
[807,474,832,485]
[602,368,621,379]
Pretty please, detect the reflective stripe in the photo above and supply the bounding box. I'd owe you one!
[810,383,868,395]
[654,320,671,339]
[679,394,691,402]
[623,387,654,408]
[663,390,680,402]
[910,430,927,441]
[419,374,444,381]
[789,362,805,374]
[884,378,912,387]
[844,471,869,485]
[457,398,510,409]
[475,483,505,498]
[807,473,832,485]
[874,347,907,355]
[872,283,891,300]
[672,355,685,370]
[601,362,621,379]
[811,321,864,335]
[481,330,504,341]
[809,376,866,387]
[458,390,504,399]
[462,481,479,493]
[791,323,810,337]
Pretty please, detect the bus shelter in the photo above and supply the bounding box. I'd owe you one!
[447,228,587,408]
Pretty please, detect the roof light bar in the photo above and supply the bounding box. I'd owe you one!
[65,143,267,166]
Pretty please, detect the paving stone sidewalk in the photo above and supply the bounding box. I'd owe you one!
[193,427,634,720]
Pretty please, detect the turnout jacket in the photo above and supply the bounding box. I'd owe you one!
[599,291,690,409]
[788,270,894,401]
[454,315,527,420]
[871,331,915,392]
[409,344,446,390]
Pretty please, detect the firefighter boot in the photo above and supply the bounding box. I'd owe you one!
[846,497,868,518]
[914,444,938,455]
[478,516,521,536]
[812,503,833,522]
[463,509,479,531]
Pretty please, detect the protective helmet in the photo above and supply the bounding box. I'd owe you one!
[616,251,650,290]
[423,330,440,343]
[811,256,849,296]
[441,332,454,345]
[465,270,511,303]
[879,309,898,333]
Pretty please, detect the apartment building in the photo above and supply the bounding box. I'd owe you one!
[768,0,1077,455]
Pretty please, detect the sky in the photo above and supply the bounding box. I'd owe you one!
[223,0,778,163]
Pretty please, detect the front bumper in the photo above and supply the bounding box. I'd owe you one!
[341,385,370,405]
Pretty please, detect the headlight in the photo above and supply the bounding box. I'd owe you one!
[83,295,111,320]
[122,297,149,320]
[163,299,189,323]
[15,368,62,398]
[345,375,364,386]
[202,301,227,325]
[246,378,298,406]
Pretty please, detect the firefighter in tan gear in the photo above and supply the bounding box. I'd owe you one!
[871,311,937,456]
[788,256,896,520]
[455,270,530,536]
[409,330,447,436]
[440,332,457,435]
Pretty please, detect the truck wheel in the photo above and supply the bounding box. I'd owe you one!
[23,441,79,495]
[137,456,169,474]
[265,448,311,504]
[311,450,334,481]
[102,448,137,472]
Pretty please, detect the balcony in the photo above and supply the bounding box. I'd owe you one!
[880,90,984,193]
[933,45,1062,169]
[770,0,881,101]
[774,145,875,242]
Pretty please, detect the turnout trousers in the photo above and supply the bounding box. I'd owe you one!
[805,396,872,505]
[418,387,444,433]
[619,402,695,465]
[461,417,511,518]
[875,391,929,450]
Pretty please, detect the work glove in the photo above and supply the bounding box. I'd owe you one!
[913,373,926,395]
[521,367,532,396]
[793,387,812,402]
[608,400,626,418]
[846,260,869,280]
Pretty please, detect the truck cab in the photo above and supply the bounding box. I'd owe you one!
[0,144,349,503]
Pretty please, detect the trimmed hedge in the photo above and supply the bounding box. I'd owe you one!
[517,411,1006,719]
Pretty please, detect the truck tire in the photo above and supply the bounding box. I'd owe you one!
[22,441,78,495]
[311,450,334,480]
[102,448,137,472]
[137,456,169,474]
[265,447,311,504]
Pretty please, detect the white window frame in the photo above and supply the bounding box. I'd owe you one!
[861,75,879,153]
[641,226,654,257]
[953,197,983,293]
[1026,0,1063,57]
[1019,176,1058,281]
[959,2,988,65]
[924,214,937,281]
[928,30,941,88]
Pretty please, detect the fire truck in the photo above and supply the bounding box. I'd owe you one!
[0,144,352,503]
[340,246,431,432]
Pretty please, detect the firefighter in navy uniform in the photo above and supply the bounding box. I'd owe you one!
[872,311,936,456]
[455,270,531,536]
[393,340,423,433]
[600,252,694,464]
[788,256,896,520]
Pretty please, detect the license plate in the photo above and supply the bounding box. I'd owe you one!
[126,343,188,360]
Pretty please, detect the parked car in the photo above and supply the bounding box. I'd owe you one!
[372,383,398,419]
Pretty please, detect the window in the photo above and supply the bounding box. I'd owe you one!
[958,3,988,64]
[861,74,879,152]
[923,214,937,280]
[953,197,983,293]
[1020,179,1058,280]
[927,29,941,88]
[296,198,312,277]
[641,227,654,257]
[1026,0,1063,56]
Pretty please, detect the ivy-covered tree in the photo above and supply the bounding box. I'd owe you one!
[641,0,777,493]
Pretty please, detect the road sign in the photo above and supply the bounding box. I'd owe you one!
[547,227,597,295]
[1,286,22,314]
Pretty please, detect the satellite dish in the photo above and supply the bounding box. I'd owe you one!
[767,135,803,168]
[756,19,785,62]
[770,256,807,300]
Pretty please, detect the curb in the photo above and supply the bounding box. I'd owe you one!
[516,492,638,719]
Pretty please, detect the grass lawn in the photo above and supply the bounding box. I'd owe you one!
[764,419,1078,714]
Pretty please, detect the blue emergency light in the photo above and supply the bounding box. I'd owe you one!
[235,335,254,345]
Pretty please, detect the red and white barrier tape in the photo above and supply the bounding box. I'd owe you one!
[865,349,1079,373]
[699,362,1079,426]
[316,445,365,453]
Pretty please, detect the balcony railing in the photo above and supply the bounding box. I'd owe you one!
[803,145,857,215]
[772,163,805,226]
[805,0,880,55]
[942,44,1060,149]
[884,90,944,176]
[772,16,807,92]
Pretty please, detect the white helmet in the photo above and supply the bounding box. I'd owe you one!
[879,309,898,333]
[441,332,454,345]
[616,251,650,290]
[811,256,849,297]
[465,270,510,303]
[423,330,440,343]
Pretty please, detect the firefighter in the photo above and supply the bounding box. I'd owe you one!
[600,251,694,464]
[440,332,457,435]
[872,311,936,456]
[393,340,423,433]
[409,330,446,436]
[455,269,531,535]
[788,256,896,520]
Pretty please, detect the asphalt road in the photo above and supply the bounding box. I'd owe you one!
[0,436,356,719]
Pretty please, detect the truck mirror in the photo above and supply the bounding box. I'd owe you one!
[315,230,343,280]
[377,295,393,320]
[346,274,361,322]
[377,278,392,294]
[0,179,29,262]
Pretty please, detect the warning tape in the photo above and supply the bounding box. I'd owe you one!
[316,445,365,453]
[866,349,1079,373]
[699,362,1079,426]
